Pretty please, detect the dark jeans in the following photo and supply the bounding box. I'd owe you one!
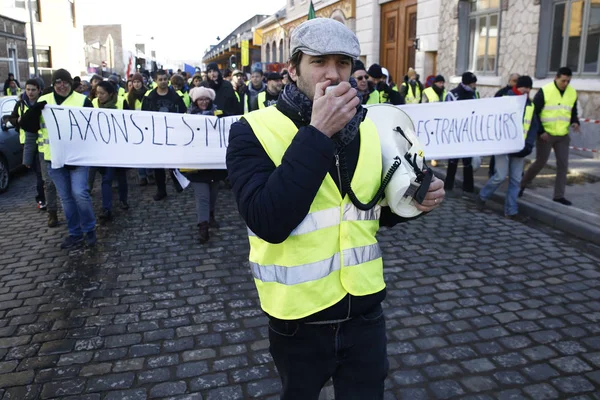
[269,304,388,400]
[31,149,45,203]
[154,169,167,195]
[100,168,128,211]
[444,158,474,193]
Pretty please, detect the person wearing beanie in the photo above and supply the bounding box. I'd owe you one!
[226,18,445,398]
[257,73,283,109]
[443,71,480,198]
[422,75,447,103]
[352,60,379,104]
[191,73,204,88]
[368,63,404,104]
[182,86,227,243]
[399,68,421,104]
[19,68,97,249]
[247,68,266,112]
[141,69,187,201]
[199,63,237,116]
[477,75,538,221]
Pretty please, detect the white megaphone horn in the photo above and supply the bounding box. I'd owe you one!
[364,103,433,218]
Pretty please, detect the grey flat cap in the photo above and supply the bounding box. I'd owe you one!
[290,18,360,59]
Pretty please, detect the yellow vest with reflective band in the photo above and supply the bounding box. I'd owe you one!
[365,90,379,105]
[38,91,88,160]
[92,96,126,109]
[402,82,421,104]
[243,107,385,320]
[540,82,576,136]
[379,84,398,103]
[17,102,30,144]
[422,87,447,103]
[523,102,534,138]
[176,90,191,108]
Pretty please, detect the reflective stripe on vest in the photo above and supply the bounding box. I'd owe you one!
[523,103,534,138]
[38,91,88,160]
[422,87,447,103]
[243,106,384,320]
[540,82,576,136]
[402,82,421,104]
[17,102,29,144]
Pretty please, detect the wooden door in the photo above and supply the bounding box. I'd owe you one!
[380,0,418,84]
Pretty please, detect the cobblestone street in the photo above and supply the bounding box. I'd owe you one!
[0,170,599,400]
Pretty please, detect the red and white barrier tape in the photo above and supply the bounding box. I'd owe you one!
[579,118,600,124]
[570,146,599,153]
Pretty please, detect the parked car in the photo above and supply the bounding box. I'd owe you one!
[0,95,23,193]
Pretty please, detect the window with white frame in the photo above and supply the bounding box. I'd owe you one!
[467,0,500,74]
[28,47,51,68]
[549,0,599,75]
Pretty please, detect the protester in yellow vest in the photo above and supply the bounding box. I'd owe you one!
[257,73,283,109]
[4,80,21,96]
[399,68,421,104]
[367,63,403,104]
[352,60,380,105]
[521,67,580,206]
[477,76,538,221]
[19,69,97,249]
[226,18,445,399]
[170,74,191,108]
[422,75,447,103]
[8,78,46,210]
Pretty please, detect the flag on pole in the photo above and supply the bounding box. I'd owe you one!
[308,0,316,20]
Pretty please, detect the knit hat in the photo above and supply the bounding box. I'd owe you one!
[206,63,219,73]
[516,75,533,89]
[433,75,445,83]
[290,18,360,59]
[52,69,73,86]
[266,72,282,81]
[131,73,144,83]
[108,75,119,84]
[367,64,383,79]
[352,60,366,74]
[189,87,216,103]
[462,72,477,85]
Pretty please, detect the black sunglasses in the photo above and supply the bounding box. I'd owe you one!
[356,75,368,81]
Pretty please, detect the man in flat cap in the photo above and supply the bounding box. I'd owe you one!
[227,18,445,398]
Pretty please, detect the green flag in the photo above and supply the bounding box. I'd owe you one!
[308,0,316,20]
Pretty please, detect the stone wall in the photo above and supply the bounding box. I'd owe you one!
[436,0,459,79]
[0,15,28,85]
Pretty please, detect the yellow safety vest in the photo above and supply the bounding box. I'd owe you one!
[257,91,267,109]
[539,82,576,136]
[38,91,88,160]
[243,107,385,320]
[92,96,126,109]
[176,90,191,108]
[118,87,126,97]
[17,102,30,144]
[402,82,421,104]
[365,90,380,105]
[379,85,398,103]
[523,102,534,138]
[422,87,447,103]
[5,87,21,96]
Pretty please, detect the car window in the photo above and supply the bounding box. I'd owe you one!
[0,98,17,117]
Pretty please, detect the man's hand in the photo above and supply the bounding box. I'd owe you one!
[414,175,445,213]
[571,123,581,133]
[540,132,550,142]
[310,81,359,138]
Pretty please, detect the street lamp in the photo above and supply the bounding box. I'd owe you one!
[28,0,38,77]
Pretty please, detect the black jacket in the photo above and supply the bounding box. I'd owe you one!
[494,85,512,98]
[532,82,579,134]
[141,87,186,114]
[446,83,479,101]
[200,78,238,117]
[226,102,418,322]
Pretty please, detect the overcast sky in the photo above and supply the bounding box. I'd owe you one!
[77,0,283,63]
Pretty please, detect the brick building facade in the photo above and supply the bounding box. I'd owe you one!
[0,15,28,89]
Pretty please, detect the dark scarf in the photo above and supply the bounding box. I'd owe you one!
[277,77,367,148]
[98,94,119,109]
[432,84,445,98]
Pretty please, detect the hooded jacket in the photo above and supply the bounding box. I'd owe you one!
[247,81,266,112]
[199,71,238,117]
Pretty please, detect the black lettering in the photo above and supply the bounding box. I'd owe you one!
[460,117,471,142]
[440,118,450,144]
[129,114,144,144]
[181,117,195,146]
[422,120,431,146]
[96,112,111,144]
[67,110,83,141]
[486,114,494,141]
[448,118,458,143]
[433,118,442,145]
[164,116,176,146]
[151,116,163,145]
[111,113,128,143]
[80,110,98,142]
[208,117,220,147]
[508,112,519,139]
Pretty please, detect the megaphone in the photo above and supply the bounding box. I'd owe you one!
[365,104,433,218]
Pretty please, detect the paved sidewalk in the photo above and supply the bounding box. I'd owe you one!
[0,171,599,399]
[433,151,600,245]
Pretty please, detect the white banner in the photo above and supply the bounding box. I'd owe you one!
[43,106,238,169]
[43,95,526,168]
[399,95,527,159]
